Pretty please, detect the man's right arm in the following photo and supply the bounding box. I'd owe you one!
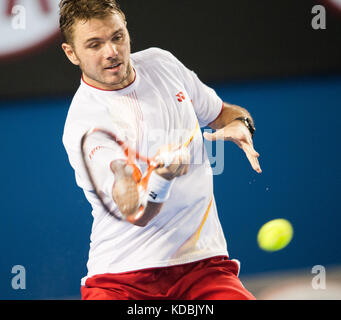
[110,146,190,227]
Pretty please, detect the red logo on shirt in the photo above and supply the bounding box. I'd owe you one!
[89,146,103,159]
[176,92,185,102]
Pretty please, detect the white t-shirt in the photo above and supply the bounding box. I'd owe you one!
[63,48,228,285]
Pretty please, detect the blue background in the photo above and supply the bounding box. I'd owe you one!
[1,75,340,299]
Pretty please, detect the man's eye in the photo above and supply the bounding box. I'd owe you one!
[89,43,99,49]
[113,34,123,41]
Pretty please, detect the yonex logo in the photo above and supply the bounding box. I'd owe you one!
[149,191,157,200]
[176,92,186,102]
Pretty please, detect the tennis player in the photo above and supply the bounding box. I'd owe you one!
[60,0,261,300]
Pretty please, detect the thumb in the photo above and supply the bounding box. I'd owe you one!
[203,131,217,141]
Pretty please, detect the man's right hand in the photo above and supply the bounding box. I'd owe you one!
[155,145,190,180]
[110,160,141,217]
[110,160,165,227]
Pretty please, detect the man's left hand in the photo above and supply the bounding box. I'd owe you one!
[203,120,262,173]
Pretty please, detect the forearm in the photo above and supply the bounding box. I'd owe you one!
[111,170,164,227]
[111,145,189,227]
[111,162,175,227]
[127,170,176,226]
[209,102,253,130]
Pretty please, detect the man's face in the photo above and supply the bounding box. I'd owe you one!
[62,13,133,90]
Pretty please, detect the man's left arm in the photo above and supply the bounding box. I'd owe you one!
[204,102,262,173]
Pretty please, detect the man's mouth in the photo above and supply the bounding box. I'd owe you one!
[104,62,122,70]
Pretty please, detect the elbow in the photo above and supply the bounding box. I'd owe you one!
[123,210,151,227]
[132,220,149,227]
[124,202,164,227]
[126,215,150,227]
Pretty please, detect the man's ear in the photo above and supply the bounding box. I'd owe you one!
[61,42,80,66]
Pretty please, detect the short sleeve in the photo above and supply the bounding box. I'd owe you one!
[161,50,223,127]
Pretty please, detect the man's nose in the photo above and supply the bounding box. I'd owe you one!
[104,42,118,59]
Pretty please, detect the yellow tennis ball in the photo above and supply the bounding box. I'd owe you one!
[257,219,293,252]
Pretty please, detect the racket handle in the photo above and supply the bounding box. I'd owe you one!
[156,148,188,168]
[156,153,174,168]
[156,148,186,168]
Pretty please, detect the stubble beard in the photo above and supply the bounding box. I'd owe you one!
[81,59,133,90]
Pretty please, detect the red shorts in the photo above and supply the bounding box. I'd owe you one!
[81,256,255,300]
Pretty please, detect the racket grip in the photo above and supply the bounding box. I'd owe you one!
[157,149,185,168]
[158,153,174,168]
[157,147,188,168]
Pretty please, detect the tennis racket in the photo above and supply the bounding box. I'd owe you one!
[81,122,199,221]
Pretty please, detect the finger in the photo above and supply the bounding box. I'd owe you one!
[182,163,189,175]
[203,131,215,141]
[243,145,261,172]
[245,144,260,159]
[249,155,262,173]
[176,165,186,177]
[178,147,190,167]
[183,163,190,175]
[245,152,262,173]
[240,138,260,157]
[246,137,260,157]
[167,154,180,173]
[241,142,262,173]
[203,129,224,141]
[173,150,190,176]
[174,154,188,176]
[180,146,190,165]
